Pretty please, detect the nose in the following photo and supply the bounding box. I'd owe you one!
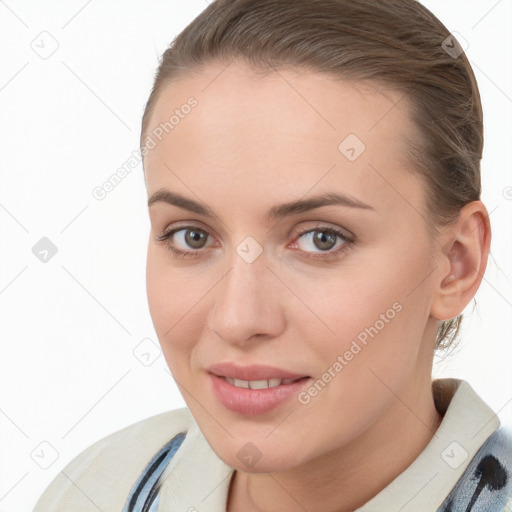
[207,251,286,347]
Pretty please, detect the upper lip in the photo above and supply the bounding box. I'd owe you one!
[207,362,309,381]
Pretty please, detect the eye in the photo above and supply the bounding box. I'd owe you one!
[290,225,353,260]
[156,226,214,259]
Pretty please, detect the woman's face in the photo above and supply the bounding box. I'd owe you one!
[144,61,444,471]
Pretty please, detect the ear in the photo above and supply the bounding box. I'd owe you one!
[430,200,492,321]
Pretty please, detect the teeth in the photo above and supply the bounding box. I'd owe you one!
[224,377,302,389]
[249,379,270,389]
[234,378,249,388]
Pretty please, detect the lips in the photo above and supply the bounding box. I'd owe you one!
[207,362,309,381]
[209,374,311,416]
[207,362,311,415]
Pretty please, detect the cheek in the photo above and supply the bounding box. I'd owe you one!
[282,265,401,341]
[289,252,430,368]
[146,248,215,370]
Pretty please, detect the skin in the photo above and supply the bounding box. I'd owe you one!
[143,61,491,512]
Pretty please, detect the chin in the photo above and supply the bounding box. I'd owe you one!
[202,429,306,473]
[224,449,303,474]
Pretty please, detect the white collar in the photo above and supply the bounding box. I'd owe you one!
[157,378,500,512]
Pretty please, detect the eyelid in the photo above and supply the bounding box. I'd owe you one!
[291,221,354,240]
[155,224,216,247]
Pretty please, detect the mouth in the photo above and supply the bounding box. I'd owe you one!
[207,363,312,416]
[223,376,309,389]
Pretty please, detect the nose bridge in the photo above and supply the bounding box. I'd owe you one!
[208,244,283,345]
[226,252,264,301]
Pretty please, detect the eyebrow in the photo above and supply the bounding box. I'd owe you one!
[147,188,375,220]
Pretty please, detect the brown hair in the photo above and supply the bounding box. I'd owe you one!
[141,0,483,352]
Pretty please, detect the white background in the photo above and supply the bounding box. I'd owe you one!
[0,1,511,510]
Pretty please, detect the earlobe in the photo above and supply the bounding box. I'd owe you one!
[430,201,491,321]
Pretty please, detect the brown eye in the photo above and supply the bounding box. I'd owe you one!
[311,230,337,251]
[296,228,345,252]
[291,225,354,260]
[156,226,214,257]
[183,228,209,249]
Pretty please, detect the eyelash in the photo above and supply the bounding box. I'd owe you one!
[155,224,354,261]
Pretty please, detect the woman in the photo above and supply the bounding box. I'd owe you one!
[34,0,512,510]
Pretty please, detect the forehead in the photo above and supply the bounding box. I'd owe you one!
[143,61,424,218]
[146,61,413,148]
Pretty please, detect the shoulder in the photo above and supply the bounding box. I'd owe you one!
[33,407,194,512]
[438,425,512,511]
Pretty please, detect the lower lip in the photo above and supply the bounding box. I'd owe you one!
[209,374,311,416]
